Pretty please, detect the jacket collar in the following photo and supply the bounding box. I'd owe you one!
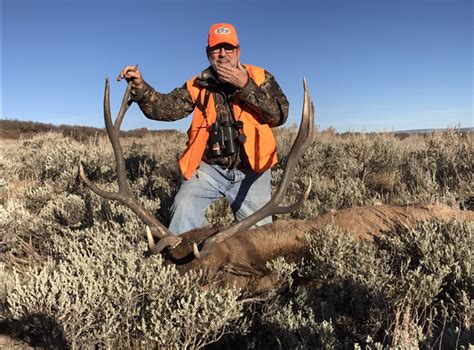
[195,66,220,88]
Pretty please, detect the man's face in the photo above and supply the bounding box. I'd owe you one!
[207,43,240,72]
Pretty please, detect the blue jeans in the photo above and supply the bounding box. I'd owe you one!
[168,162,272,235]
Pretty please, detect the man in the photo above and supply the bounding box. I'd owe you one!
[118,23,289,235]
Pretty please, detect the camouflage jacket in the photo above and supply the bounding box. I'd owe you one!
[131,66,289,169]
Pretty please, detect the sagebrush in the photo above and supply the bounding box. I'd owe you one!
[0,129,472,348]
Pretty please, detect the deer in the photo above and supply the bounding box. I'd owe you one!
[79,78,473,293]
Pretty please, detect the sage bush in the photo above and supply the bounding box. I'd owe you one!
[4,222,245,349]
[297,220,473,348]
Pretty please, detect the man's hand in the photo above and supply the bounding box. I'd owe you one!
[215,62,248,89]
[117,65,144,91]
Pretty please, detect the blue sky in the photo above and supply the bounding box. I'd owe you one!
[2,0,472,132]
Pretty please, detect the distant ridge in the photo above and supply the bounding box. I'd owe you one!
[0,119,180,140]
[394,127,473,134]
[0,118,472,140]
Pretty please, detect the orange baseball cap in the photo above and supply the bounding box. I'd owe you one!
[208,23,239,48]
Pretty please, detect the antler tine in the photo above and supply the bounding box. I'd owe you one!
[104,78,131,195]
[272,177,312,215]
[114,65,136,131]
[78,163,123,202]
[272,78,314,204]
[103,78,114,134]
[79,78,180,247]
[193,79,315,258]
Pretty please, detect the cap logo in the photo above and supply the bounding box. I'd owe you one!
[215,27,231,35]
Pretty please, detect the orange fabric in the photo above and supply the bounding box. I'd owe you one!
[208,23,239,48]
[179,65,278,180]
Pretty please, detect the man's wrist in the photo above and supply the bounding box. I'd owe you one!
[238,72,249,89]
[131,81,151,102]
[238,76,257,99]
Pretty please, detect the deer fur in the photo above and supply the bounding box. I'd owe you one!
[168,203,473,293]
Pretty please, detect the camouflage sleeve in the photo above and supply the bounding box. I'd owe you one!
[130,81,195,121]
[238,71,289,127]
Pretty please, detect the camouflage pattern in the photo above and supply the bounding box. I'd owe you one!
[131,66,289,168]
[131,82,194,121]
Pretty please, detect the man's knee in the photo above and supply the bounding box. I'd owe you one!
[171,191,194,214]
[168,196,208,235]
[168,178,218,234]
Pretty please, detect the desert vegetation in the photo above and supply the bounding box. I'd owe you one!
[0,121,472,348]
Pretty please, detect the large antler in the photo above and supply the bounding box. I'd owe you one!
[78,77,181,251]
[193,79,315,259]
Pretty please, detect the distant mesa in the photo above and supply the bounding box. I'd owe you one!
[394,127,473,135]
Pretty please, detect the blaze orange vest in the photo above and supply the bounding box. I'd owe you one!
[179,65,278,180]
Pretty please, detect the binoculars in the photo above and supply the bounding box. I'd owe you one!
[209,120,247,158]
